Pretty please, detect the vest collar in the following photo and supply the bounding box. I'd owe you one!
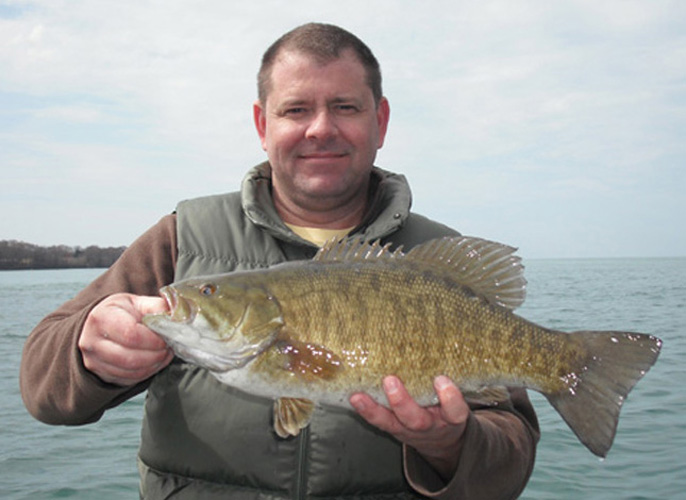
[240,162,413,244]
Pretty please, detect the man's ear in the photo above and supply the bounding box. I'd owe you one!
[253,100,268,151]
[376,97,390,149]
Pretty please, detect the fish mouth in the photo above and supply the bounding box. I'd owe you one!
[160,286,197,323]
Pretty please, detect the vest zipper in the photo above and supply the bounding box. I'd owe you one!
[294,425,310,499]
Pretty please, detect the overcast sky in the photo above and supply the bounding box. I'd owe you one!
[1,0,684,258]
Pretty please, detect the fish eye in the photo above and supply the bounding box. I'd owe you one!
[199,283,217,296]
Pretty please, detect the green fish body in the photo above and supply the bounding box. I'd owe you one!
[143,236,661,457]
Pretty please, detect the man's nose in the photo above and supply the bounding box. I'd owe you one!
[305,109,338,140]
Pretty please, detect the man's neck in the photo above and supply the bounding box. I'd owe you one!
[272,189,368,229]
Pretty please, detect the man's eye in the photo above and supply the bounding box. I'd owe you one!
[334,104,359,114]
[284,107,307,115]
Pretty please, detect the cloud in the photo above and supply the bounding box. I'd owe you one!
[0,0,684,256]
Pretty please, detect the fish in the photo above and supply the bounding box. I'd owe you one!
[142,236,662,457]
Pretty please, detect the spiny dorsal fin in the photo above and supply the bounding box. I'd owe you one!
[406,236,527,310]
[314,236,526,310]
[314,237,404,262]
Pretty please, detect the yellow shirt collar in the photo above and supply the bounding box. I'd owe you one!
[285,223,354,247]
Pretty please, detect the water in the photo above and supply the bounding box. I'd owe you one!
[516,259,686,499]
[1,261,685,499]
[0,269,146,499]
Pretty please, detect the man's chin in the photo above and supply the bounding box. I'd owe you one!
[295,155,350,172]
[297,175,366,201]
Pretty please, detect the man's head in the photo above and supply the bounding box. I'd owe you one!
[253,23,390,228]
[257,23,383,107]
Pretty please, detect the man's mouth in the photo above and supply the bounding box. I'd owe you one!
[298,150,348,160]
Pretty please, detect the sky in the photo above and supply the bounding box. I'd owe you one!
[1,0,684,259]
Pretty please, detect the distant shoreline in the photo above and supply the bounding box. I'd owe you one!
[0,265,113,271]
[0,240,125,271]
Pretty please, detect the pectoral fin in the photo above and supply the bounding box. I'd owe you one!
[275,338,344,381]
[273,398,315,438]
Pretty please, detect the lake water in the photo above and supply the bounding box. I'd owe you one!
[1,260,685,499]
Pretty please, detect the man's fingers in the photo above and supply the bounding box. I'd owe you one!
[350,392,410,436]
[98,336,172,370]
[132,295,169,316]
[350,393,386,423]
[94,295,169,351]
[84,340,173,385]
[434,375,469,426]
[352,376,466,434]
[79,293,173,386]
[113,322,170,351]
[383,376,433,431]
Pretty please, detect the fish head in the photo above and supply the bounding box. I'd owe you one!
[143,275,284,372]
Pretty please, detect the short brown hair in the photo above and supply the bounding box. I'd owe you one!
[257,23,383,105]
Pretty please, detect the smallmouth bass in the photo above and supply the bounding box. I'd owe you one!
[143,236,661,457]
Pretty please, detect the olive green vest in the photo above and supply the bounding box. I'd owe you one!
[137,163,458,499]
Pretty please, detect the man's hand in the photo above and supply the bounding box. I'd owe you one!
[78,293,174,387]
[350,375,469,481]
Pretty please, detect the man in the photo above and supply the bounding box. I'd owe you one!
[21,23,538,499]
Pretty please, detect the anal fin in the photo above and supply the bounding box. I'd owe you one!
[273,397,315,438]
[463,385,513,409]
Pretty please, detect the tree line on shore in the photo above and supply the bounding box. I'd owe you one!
[0,240,126,270]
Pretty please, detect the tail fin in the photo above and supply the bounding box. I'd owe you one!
[544,331,662,457]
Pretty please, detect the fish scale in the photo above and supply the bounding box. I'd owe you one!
[270,263,478,391]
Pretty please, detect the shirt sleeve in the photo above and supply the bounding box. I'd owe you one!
[404,387,540,500]
[19,215,178,425]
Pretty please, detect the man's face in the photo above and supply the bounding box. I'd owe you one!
[254,49,390,214]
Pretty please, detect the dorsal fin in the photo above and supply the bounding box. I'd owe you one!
[406,236,527,310]
[313,236,526,310]
[314,237,404,262]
